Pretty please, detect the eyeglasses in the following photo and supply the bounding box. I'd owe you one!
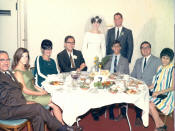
[141,46,150,50]
[66,42,75,45]
[0,58,10,62]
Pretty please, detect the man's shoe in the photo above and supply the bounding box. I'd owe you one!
[114,114,126,121]
[109,113,115,120]
[73,125,83,131]
[135,117,143,126]
[66,126,74,131]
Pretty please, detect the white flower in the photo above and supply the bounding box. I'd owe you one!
[120,32,124,36]
[73,55,77,59]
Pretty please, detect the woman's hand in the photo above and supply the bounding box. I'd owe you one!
[40,90,48,96]
[148,84,154,89]
[152,91,160,97]
[26,101,36,104]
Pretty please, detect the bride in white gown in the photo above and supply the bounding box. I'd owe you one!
[82,16,107,72]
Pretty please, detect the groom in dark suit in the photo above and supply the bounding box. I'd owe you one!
[106,12,133,63]
[57,35,87,72]
[0,50,74,131]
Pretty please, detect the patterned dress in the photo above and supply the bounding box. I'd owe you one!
[150,64,174,115]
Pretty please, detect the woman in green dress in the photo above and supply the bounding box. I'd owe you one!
[12,48,64,125]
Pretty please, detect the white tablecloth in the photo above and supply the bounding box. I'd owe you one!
[42,74,149,127]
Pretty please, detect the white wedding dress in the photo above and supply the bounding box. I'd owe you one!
[82,32,106,72]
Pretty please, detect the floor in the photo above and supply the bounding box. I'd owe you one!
[0,105,174,131]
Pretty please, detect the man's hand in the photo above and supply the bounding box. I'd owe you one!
[80,63,86,70]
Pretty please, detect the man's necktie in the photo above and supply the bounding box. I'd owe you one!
[70,54,75,68]
[114,56,117,73]
[143,57,147,69]
[116,28,119,40]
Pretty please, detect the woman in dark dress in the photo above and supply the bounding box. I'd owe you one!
[34,39,59,88]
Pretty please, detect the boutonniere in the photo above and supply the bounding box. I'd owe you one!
[120,31,124,36]
[73,55,77,59]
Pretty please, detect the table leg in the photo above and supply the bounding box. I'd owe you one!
[125,105,132,131]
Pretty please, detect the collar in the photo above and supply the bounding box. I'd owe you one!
[0,70,8,74]
[66,50,73,56]
[115,26,123,32]
[113,53,120,57]
[144,54,151,60]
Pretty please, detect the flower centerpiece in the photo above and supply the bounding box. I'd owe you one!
[94,56,101,72]
[93,56,111,72]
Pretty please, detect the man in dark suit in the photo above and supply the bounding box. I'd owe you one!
[0,50,74,131]
[106,12,133,63]
[131,41,161,126]
[57,35,87,72]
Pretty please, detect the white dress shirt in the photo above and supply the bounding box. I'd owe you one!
[115,26,123,39]
[110,54,120,73]
[142,54,151,72]
[67,50,75,68]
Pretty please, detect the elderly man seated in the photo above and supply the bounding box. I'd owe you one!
[0,50,75,131]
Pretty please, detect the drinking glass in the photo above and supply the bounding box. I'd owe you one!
[71,71,80,89]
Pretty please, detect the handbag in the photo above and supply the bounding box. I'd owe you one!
[149,91,167,99]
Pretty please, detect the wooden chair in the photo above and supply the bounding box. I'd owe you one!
[0,119,31,131]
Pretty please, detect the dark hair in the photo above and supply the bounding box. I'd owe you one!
[64,35,75,43]
[112,40,121,46]
[91,16,102,24]
[12,48,30,70]
[114,12,123,19]
[140,41,151,49]
[0,50,8,55]
[160,48,174,62]
[41,39,52,50]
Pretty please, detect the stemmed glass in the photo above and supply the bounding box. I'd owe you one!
[71,71,80,89]
[61,72,69,82]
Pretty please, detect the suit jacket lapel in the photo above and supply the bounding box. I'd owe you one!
[118,27,125,41]
[108,56,113,70]
[138,58,144,73]
[63,49,71,66]
[111,28,115,42]
[142,56,151,73]
[117,56,123,72]
[0,71,20,88]
[72,49,77,67]
[145,55,152,67]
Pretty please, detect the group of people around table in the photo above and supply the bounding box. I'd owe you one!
[0,12,174,131]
